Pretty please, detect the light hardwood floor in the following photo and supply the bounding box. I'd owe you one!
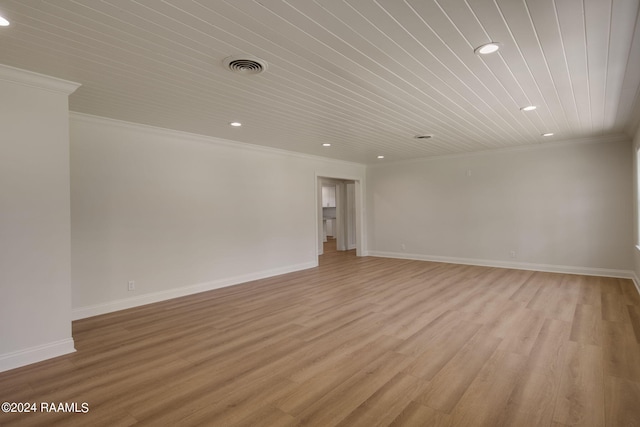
[1,240,640,426]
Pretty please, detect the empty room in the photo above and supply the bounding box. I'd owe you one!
[1,1,640,426]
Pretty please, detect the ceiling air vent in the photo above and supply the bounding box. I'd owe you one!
[223,55,268,75]
[414,134,433,139]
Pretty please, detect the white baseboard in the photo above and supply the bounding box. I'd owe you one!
[72,261,318,320]
[632,273,640,295]
[0,338,75,373]
[367,251,635,279]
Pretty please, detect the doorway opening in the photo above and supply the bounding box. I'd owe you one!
[316,176,363,259]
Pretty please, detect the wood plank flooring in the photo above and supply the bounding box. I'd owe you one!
[1,239,640,426]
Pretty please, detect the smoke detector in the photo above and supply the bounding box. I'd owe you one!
[222,55,268,75]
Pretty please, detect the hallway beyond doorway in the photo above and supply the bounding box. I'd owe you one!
[319,237,357,266]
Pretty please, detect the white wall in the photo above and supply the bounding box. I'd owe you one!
[0,65,79,371]
[367,138,633,276]
[70,114,365,318]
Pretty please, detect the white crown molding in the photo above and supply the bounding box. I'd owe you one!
[72,260,317,320]
[69,112,365,168]
[368,133,632,168]
[0,64,80,95]
[0,338,75,373]
[368,250,635,280]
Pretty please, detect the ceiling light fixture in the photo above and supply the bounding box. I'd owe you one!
[0,15,9,26]
[542,132,554,137]
[322,143,331,147]
[520,105,537,111]
[229,122,242,127]
[474,42,501,55]
[377,155,385,159]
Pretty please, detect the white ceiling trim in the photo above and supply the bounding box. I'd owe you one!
[368,132,632,168]
[0,63,80,94]
[69,112,365,167]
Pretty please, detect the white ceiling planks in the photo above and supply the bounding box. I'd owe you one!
[604,0,640,131]
[0,0,638,163]
[554,0,591,132]
[616,20,640,133]
[584,0,613,134]
[424,0,544,142]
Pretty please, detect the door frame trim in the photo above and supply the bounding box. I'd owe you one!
[315,173,365,257]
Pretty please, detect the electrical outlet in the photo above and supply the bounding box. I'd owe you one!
[509,251,517,259]
[128,280,135,291]
[401,243,406,251]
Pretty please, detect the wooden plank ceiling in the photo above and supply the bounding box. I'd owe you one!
[0,0,639,163]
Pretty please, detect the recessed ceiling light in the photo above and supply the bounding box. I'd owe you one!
[474,42,501,55]
[322,143,331,147]
[377,155,385,159]
[0,15,9,26]
[229,122,242,127]
[542,132,554,137]
[520,105,537,111]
